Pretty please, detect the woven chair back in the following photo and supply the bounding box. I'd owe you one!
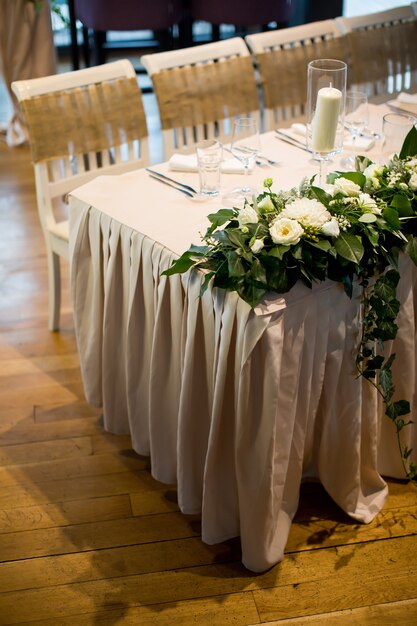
[21,76,148,163]
[152,56,259,131]
[256,37,349,112]
[347,21,417,94]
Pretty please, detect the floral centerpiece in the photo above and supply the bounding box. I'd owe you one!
[164,127,417,481]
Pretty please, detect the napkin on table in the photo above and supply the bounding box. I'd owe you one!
[285,123,375,151]
[397,92,417,105]
[169,153,249,174]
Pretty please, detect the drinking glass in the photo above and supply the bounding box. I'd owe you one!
[307,59,347,184]
[230,117,260,199]
[341,91,369,170]
[381,113,417,163]
[196,139,222,196]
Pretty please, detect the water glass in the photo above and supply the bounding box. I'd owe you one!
[382,113,416,161]
[196,140,222,196]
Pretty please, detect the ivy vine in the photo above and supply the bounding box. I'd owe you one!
[356,268,417,483]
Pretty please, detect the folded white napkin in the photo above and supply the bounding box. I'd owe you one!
[287,123,374,151]
[169,153,248,174]
[397,92,417,104]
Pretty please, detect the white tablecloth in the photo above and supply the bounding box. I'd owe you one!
[69,116,417,573]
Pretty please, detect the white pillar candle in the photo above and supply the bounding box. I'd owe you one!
[312,86,342,152]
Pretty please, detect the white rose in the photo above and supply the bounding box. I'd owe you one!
[269,218,304,245]
[409,172,417,190]
[257,196,275,211]
[333,177,361,197]
[250,239,264,253]
[363,163,383,179]
[357,193,381,214]
[279,197,331,228]
[321,217,340,237]
[237,206,258,230]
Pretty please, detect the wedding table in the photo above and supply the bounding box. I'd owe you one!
[69,104,417,573]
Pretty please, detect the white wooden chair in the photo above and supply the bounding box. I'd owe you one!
[12,60,149,331]
[245,20,344,130]
[335,6,417,96]
[141,37,260,158]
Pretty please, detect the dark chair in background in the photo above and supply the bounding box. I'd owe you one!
[73,0,184,66]
[189,0,297,41]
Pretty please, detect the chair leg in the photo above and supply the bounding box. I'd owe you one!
[47,249,61,332]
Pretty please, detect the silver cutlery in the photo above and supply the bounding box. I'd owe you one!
[274,130,312,153]
[146,167,198,194]
[148,173,195,198]
[223,145,272,167]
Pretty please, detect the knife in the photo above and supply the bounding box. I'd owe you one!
[275,129,311,152]
[148,173,195,198]
[146,167,198,194]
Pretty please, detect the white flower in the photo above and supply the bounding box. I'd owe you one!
[269,218,304,245]
[409,172,417,190]
[279,197,331,228]
[333,177,361,197]
[364,163,383,179]
[357,193,381,214]
[406,158,417,169]
[237,206,258,230]
[257,196,275,211]
[319,183,336,196]
[250,239,264,253]
[321,218,340,237]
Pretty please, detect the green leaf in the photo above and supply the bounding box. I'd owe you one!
[268,245,290,260]
[199,271,216,296]
[237,281,267,307]
[405,236,417,266]
[207,208,236,228]
[310,185,332,207]
[226,251,245,277]
[334,231,364,263]
[358,213,377,223]
[391,194,413,217]
[382,207,401,230]
[250,258,267,285]
[399,125,417,159]
[306,239,332,251]
[374,280,396,302]
[339,171,366,187]
[162,248,207,276]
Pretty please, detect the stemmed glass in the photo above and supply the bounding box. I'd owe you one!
[229,117,260,200]
[341,91,369,170]
[307,59,347,185]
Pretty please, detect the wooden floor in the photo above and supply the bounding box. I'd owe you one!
[1,139,417,626]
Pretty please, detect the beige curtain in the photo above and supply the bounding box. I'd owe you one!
[0,0,57,145]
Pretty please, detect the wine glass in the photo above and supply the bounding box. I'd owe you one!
[229,117,260,200]
[341,91,369,170]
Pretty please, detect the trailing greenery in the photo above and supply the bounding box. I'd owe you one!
[164,127,417,482]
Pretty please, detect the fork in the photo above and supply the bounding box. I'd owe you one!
[223,145,277,167]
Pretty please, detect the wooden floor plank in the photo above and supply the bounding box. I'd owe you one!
[3,592,260,626]
[0,450,148,485]
[0,511,200,562]
[0,468,176,511]
[0,536,239,593]
[0,436,93,467]
[248,598,417,625]
[0,535,415,625]
[0,494,132,533]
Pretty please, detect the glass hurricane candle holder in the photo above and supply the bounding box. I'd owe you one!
[307,59,347,185]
